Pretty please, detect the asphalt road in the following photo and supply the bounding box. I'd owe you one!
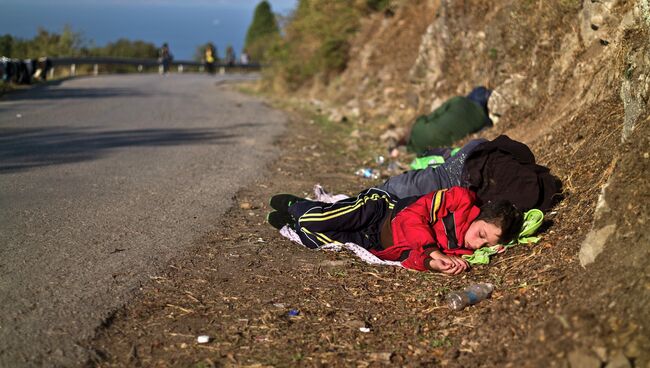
[0,74,286,366]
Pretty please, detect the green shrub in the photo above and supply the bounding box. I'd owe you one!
[1,26,86,59]
[366,0,390,12]
[1,26,157,60]
[92,38,158,59]
[265,0,364,90]
[0,34,14,57]
[319,37,351,73]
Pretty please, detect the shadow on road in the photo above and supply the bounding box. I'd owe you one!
[0,126,237,173]
[0,87,143,103]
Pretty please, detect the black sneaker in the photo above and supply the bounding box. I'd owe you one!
[269,194,304,212]
[267,211,295,230]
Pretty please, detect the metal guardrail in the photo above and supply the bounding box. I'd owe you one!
[1,56,262,84]
[48,56,261,77]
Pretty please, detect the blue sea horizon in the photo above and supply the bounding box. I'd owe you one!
[0,0,296,60]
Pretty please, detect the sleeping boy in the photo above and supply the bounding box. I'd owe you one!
[268,186,522,274]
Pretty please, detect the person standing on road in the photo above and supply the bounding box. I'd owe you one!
[225,46,236,67]
[204,43,217,74]
[240,49,249,65]
[159,42,173,74]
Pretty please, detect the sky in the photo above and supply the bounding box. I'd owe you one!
[0,0,297,60]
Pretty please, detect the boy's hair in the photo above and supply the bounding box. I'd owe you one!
[476,200,524,244]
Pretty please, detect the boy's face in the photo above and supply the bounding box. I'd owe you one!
[464,220,502,250]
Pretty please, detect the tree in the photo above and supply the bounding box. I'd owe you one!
[95,38,158,58]
[265,0,361,90]
[0,34,13,57]
[244,1,280,61]
[21,25,86,58]
[1,26,156,62]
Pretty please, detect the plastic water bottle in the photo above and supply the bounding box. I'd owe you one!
[445,282,494,311]
[355,168,380,180]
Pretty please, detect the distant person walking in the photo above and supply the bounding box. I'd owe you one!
[225,46,236,67]
[159,42,173,74]
[204,43,217,74]
[240,50,249,65]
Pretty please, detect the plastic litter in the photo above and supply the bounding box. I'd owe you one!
[355,168,380,180]
[359,327,371,333]
[288,309,300,317]
[197,335,211,344]
[446,282,494,311]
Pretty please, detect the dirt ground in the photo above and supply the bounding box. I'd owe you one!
[86,77,649,366]
[87,4,649,366]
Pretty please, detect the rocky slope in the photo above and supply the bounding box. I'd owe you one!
[296,0,649,365]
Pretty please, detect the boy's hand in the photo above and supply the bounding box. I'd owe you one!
[428,251,469,275]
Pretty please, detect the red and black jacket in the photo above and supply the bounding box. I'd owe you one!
[370,186,480,271]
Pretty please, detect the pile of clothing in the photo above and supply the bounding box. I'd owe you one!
[1,57,52,85]
[379,135,562,212]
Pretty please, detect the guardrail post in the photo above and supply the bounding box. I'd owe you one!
[93,64,99,76]
[178,64,184,73]
[70,64,76,77]
[49,67,55,80]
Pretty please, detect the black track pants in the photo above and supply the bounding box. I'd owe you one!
[288,188,396,249]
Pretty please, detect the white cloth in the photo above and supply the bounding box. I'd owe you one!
[312,183,349,203]
[278,185,404,268]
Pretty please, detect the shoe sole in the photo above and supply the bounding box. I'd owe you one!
[269,194,302,212]
[267,211,294,230]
